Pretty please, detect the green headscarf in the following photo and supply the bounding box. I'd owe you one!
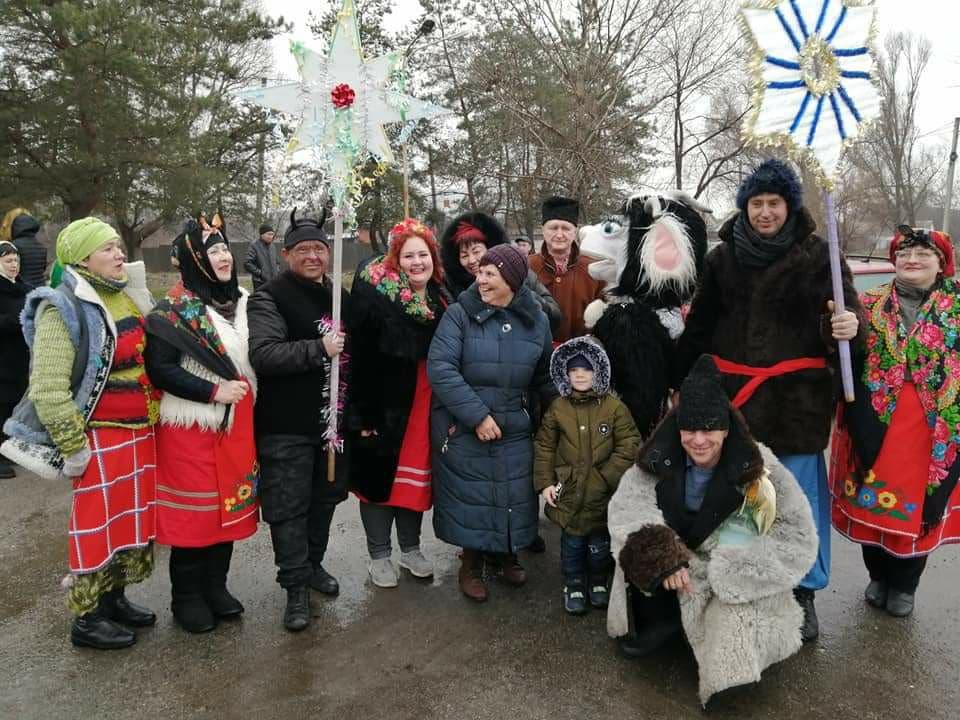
[56,217,119,266]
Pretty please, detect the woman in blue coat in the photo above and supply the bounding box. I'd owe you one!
[428,244,555,602]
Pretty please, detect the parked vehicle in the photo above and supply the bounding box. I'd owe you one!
[846,254,895,293]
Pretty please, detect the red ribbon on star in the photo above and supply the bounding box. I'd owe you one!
[331,83,356,109]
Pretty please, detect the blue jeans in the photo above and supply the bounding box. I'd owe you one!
[560,529,612,584]
[779,453,830,591]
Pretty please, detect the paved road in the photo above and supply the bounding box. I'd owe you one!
[1,469,956,719]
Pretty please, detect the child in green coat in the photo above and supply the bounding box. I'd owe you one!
[535,336,640,615]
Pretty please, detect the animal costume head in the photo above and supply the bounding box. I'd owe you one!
[579,190,711,309]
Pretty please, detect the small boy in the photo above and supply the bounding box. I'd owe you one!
[534,336,641,614]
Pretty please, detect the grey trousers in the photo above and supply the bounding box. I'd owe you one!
[358,502,423,559]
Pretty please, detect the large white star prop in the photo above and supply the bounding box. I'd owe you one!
[236,0,445,193]
[741,0,881,187]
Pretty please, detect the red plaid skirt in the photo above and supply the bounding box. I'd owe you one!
[68,426,157,574]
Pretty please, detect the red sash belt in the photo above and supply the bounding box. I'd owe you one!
[711,355,827,409]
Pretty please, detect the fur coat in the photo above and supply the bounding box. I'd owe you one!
[675,208,864,456]
[607,411,818,704]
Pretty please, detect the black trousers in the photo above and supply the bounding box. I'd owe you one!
[628,583,681,635]
[862,545,928,594]
[257,433,349,589]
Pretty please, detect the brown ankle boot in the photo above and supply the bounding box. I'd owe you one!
[494,553,527,586]
[458,549,488,602]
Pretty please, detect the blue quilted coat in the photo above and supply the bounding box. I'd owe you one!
[427,283,554,554]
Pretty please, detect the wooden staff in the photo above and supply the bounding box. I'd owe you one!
[327,206,345,480]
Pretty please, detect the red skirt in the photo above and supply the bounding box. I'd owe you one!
[68,426,157,574]
[155,393,259,547]
[356,361,433,513]
[831,382,960,557]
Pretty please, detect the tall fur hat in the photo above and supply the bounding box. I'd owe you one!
[735,159,803,213]
[542,195,580,226]
[619,524,692,595]
[677,355,730,432]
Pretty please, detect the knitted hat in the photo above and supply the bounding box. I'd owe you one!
[889,225,955,278]
[677,355,730,432]
[479,244,528,293]
[567,354,592,372]
[0,240,19,257]
[284,207,330,249]
[258,223,274,236]
[56,217,120,266]
[736,159,803,213]
[542,196,580,226]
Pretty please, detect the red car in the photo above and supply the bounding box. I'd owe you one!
[846,255,895,293]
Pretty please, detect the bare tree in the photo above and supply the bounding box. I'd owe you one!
[655,0,748,198]
[848,32,941,228]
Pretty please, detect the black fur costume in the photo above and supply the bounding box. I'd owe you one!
[582,193,709,437]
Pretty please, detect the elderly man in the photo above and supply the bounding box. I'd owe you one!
[609,356,817,706]
[674,159,862,641]
[247,209,349,632]
[244,223,281,291]
[530,196,604,342]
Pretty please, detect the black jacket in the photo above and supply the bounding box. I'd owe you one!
[675,208,864,456]
[637,407,763,550]
[347,256,451,501]
[11,216,47,288]
[247,271,350,436]
[0,276,30,405]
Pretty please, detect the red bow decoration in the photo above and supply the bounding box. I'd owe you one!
[331,83,356,109]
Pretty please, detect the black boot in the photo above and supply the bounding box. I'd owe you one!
[794,587,819,642]
[563,579,588,615]
[99,587,156,627]
[588,575,610,609]
[0,459,15,479]
[620,585,682,658]
[170,547,216,633]
[310,564,340,596]
[203,543,244,619]
[70,610,136,649]
[283,585,311,632]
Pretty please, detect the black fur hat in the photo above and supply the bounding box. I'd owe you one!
[619,524,691,594]
[678,355,730,432]
[439,211,509,296]
[542,195,580,226]
[284,207,330,249]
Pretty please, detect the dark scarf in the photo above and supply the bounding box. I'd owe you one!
[732,211,800,270]
[76,266,128,294]
[173,229,241,306]
[894,278,934,333]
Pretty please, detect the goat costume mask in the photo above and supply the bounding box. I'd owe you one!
[580,192,710,436]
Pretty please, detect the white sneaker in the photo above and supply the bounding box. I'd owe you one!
[368,558,398,588]
[399,549,434,579]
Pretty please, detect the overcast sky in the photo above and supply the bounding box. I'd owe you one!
[267,0,960,146]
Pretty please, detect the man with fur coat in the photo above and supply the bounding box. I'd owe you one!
[675,159,862,640]
[608,356,817,706]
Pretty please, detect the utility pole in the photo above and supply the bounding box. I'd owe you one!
[255,77,267,226]
[943,117,960,235]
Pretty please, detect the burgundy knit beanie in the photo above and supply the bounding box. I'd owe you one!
[480,244,528,293]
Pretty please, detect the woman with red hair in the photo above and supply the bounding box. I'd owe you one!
[347,218,453,587]
[830,225,960,618]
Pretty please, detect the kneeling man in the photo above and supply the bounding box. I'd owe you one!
[607,355,817,705]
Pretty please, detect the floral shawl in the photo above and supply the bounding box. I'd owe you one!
[359,255,438,324]
[145,280,239,383]
[861,278,960,494]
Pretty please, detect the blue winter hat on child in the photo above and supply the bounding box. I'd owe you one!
[567,354,593,372]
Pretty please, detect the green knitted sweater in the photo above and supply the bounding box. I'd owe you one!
[28,275,156,457]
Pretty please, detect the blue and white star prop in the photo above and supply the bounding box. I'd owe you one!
[741,0,880,187]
